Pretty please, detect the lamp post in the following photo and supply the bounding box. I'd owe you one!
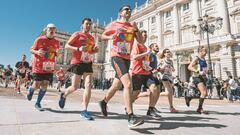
[192,14,223,98]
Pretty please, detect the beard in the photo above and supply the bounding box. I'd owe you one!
[46,32,55,38]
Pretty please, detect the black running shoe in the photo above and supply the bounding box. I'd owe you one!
[185,97,191,107]
[196,108,208,114]
[152,107,161,113]
[147,108,161,120]
[35,103,44,111]
[128,114,144,128]
[99,100,108,117]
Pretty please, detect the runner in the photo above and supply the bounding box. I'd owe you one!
[3,65,13,88]
[186,46,208,114]
[56,67,65,92]
[27,23,60,111]
[15,54,30,93]
[58,18,99,120]
[98,5,144,128]
[158,49,178,113]
[131,31,161,119]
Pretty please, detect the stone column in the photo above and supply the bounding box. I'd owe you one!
[216,0,231,35]
[156,11,162,45]
[219,44,234,80]
[173,4,180,45]
[192,0,201,40]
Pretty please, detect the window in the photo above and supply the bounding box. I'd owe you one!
[139,21,143,28]
[182,3,189,11]
[165,11,171,18]
[151,16,156,24]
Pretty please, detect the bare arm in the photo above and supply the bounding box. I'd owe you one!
[188,57,198,73]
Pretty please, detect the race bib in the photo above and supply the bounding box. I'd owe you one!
[142,60,152,71]
[80,52,93,63]
[43,62,55,72]
[117,42,130,54]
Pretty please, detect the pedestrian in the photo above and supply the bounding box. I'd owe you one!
[56,67,65,92]
[131,31,161,119]
[98,4,144,128]
[58,18,99,120]
[186,46,208,114]
[27,23,60,111]
[15,54,30,93]
[158,49,178,113]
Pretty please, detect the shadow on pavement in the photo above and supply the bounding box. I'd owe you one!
[131,121,227,134]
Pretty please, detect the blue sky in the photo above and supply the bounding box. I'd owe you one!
[0,0,145,67]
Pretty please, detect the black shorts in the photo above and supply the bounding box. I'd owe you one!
[132,74,160,91]
[162,74,173,83]
[58,80,64,86]
[17,71,26,78]
[67,63,93,75]
[111,57,130,79]
[32,73,53,82]
[192,75,207,86]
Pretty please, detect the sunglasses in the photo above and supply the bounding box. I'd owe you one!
[165,51,171,53]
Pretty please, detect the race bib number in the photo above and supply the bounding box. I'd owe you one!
[43,62,55,72]
[80,52,93,63]
[142,60,152,71]
[117,42,130,54]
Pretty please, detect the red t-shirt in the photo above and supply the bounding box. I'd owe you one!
[31,36,60,74]
[104,21,136,60]
[56,70,64,81]
[67,32,95,64]
[132,43,152,75]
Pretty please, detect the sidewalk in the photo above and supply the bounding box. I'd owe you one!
[0,87,240,135]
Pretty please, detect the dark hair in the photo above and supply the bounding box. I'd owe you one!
[229,76,233,79]
[82,18,92,24]
[119,5,131,12]
[198,46,205,52]
[159,48,170,59]
[149,43,156,49]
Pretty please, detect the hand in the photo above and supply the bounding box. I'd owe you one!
[111,32,118,40]
[79,46,87,52]
[38,49,45,57]
[131,22,139,32]
[93,46,99,53]
[152,69,158,74]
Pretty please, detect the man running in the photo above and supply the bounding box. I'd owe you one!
[15,54,30,93]
[131,31,161,119]
[27,23,60,111]
[98,5,144,128]
[58,18,99,120]
[56,67,65,92]
[3,65,13,88]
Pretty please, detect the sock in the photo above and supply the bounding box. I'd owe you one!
[148,106,154,110]
[198,98,205,110]
[36,89,46,105]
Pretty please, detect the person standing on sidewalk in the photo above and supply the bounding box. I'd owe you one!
[58,18,99,120]
[186,46,208,114]
[158,49,178,113]
[27,23,60,111]
[98,5,144,128]
[15,54,30,93]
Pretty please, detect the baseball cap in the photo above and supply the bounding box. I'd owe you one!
[46,23,56,28]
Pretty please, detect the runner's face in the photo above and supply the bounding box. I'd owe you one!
[120,6,131,19]
[46,27,56,38]
[153,44,159,53]
[82,20,92,33]
[22,56,26,61]
[141,32,147,42]
[200,48,207,57]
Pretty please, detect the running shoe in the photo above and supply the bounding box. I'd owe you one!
[99,100,108,117]
[59,93,66,109]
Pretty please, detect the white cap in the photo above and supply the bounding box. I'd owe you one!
[46,23,56,28]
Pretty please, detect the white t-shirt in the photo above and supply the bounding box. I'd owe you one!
[228,79,238,90]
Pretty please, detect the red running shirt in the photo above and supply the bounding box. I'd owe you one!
[132,43,152,75]
[104,21,136,60]
[31,36,60,74]
[56,70,64,81]
[67,32,95,64]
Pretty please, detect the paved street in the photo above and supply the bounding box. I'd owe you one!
[0,86,240,135]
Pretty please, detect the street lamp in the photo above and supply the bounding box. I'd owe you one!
[192,14,223,97]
